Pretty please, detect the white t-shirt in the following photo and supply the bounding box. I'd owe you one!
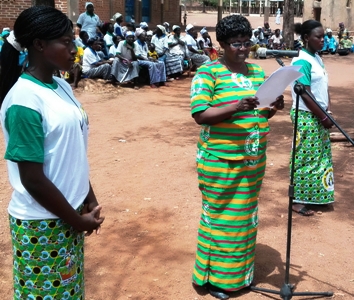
[291,50,329,112]
[168,35,185,56]
[109,44,119,57]
[82,47,101,73]
[134,40,148,59]
[117,40,134,60]
[184,34,198,56]
[0,74,90,220]
[151,34,167,55]
[104,33,114,47]
[77,12,101,39]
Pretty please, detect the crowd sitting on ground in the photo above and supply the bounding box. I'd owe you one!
[63,1,215,89]
[1,4,353,87]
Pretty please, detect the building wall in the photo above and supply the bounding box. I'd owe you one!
[303,0,354,32]
[0,0,182,33]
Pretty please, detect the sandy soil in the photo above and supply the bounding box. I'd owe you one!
[1,13,354,300]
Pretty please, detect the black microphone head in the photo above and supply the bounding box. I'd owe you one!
[265,49,300,58]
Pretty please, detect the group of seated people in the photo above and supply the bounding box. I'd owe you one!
[321,22,353,56]
[247,22,287,58]
[68,16,217,89]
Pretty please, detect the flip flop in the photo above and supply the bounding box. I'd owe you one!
[294,206,315,216]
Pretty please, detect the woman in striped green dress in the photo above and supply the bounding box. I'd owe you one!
[190,15,285,300]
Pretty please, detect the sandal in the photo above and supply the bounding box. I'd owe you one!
[292,205,315,216]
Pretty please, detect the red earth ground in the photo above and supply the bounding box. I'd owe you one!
[1,13,354,300]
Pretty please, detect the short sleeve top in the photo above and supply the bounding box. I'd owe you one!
[190,60,270,160]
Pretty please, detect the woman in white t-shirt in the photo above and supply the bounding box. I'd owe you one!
[184,24,210,67]
[290,20,334,216]
[0,6,104,299]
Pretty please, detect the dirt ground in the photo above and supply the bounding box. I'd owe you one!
[1,13,354,300]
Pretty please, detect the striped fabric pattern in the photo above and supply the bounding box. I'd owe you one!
[191,61,270,161]
[192,150,266,291]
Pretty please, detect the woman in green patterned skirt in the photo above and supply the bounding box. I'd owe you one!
[0,6,104,299]
[190,15,284,300]
[290,20,334,217]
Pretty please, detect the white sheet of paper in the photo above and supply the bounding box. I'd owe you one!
[255,65,303,108]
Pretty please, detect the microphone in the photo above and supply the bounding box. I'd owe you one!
[262,49,300,58]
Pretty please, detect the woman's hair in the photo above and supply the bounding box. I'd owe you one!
[294,20,322,41]
[0,6,73,105]
[216,15,252,42]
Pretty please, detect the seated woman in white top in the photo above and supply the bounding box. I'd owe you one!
[104,23,115,49]
[166,25,187,79]
[184,24,210,67]
[134,28,167,88]
[82,38,119,83]
[269,29,284,50]
[197,27,218,61]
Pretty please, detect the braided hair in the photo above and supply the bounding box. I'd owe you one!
[0,6,73,105]
[216,15,252,42]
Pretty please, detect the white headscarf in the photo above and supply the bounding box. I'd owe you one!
[6,31,24,52]
[111,12,122,21]
[200,27,207,35]
[146,30,154,36]
[140,22,148,29]
[186,23,194,32]
[85,2,93,9]
[125,31,135,38]
[135,27,145,38]
[157,25,166,35]
[172,25,180,32]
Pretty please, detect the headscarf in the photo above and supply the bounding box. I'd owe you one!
[157,25,166,35]
[326,28,332,33]
[111,12,122,21]
[172,25,180,32]
[163,22,169,27]
[85,2,93,9]
[186,23,194,32]
[140,22,148,29]
[6,31,24,52]
[200,27,207,35]
[2,27,10,32]
[339,22,344,27]
[125,31,134,38]
[135,27,145,38]
[146,30,154,36]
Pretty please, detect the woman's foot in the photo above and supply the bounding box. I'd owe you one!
[160,82,169,87]
[133,86,140,90]
[292,204,315,216]
[150,83,158,88]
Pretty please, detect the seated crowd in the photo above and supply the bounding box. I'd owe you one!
[66,12,217,89]
[248,21,353,59]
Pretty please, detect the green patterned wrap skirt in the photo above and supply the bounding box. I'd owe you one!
[290,109,334,204]
[9,215,85,300]
[192,149,266,291]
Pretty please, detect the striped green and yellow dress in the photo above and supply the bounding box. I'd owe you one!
[190,60,270,291]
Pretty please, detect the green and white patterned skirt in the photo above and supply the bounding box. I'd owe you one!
[290,109,334,205]
[9,215,85,300]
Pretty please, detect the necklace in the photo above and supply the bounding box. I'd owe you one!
[25,70,88,131]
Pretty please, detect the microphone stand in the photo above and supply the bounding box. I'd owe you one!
[250,55,353,299]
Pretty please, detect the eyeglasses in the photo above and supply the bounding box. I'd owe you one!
[226,41,254,49]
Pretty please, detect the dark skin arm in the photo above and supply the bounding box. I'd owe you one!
[17,161,104,233]
[193,95,285,125]
[193,97,260,125]
[301,86,333,128]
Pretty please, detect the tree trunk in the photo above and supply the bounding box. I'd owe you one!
[31,0,55,6]
[282,0,294,50]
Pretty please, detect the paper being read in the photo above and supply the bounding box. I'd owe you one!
[255,65,303,108]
